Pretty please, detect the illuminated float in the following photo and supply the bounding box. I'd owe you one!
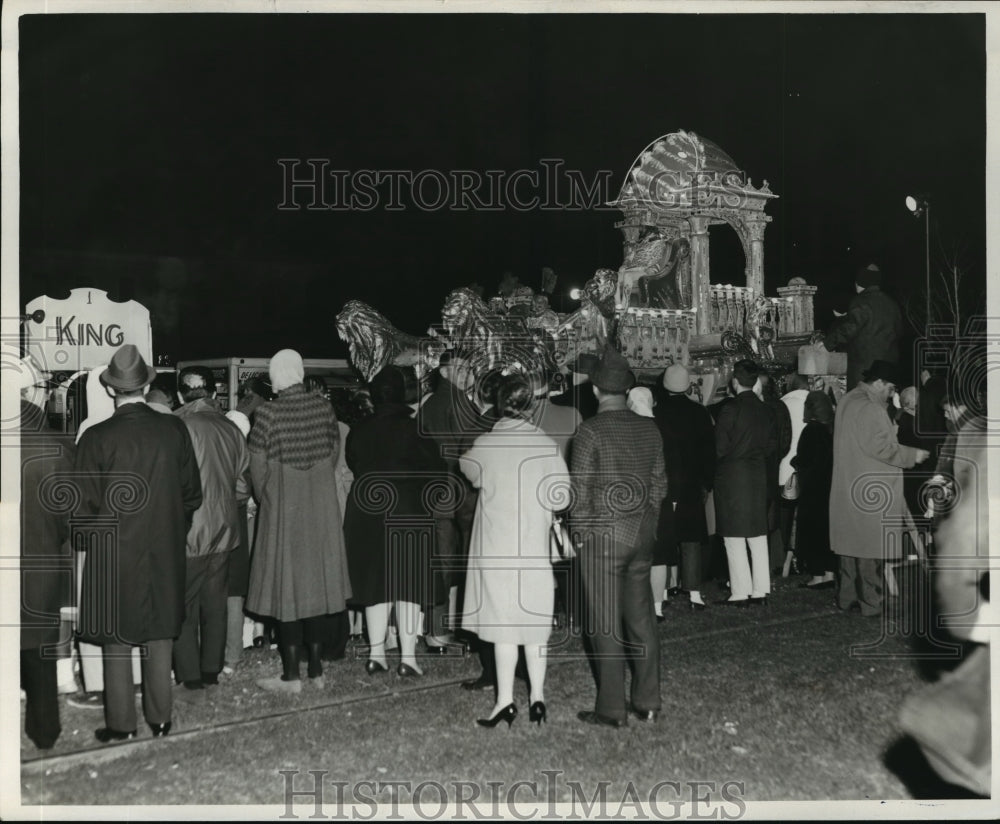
[337,131,845,403]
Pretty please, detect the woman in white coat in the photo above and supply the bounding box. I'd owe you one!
[460,374,569,729]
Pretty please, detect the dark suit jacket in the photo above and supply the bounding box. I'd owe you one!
[714,390,777,537]
[823,285,904,390]
[20,401,75,650]
[75,402,202,645]
[653,391,715,542]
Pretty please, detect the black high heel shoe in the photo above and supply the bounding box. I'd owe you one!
[364,660,388,675]
[529,701,547,726]
[477,703,517,729]
[397,662,422,678]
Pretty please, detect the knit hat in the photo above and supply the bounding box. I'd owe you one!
[627,386,655,417]
[855,263,882,288]
[662,363,690,394]
[589,345,635,392]
[269,349,305,393]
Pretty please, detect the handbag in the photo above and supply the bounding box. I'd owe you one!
[550,515,576,563]
[781,471,800,501]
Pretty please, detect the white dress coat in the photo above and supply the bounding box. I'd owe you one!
[459,416,569,645]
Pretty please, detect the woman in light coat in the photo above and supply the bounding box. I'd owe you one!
[460,375,569,728]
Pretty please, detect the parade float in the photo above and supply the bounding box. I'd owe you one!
[337,130,844,402]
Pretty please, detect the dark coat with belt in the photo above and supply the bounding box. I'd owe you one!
[652,390,715,543]
[20,401,75,650]
[823,285,904,390]
[343,403,445,606]
[75,402,202,645]
[714,390,777,537]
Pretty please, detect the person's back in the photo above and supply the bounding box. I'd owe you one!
[73,344,203,742]
[823,264,904,389]
[716,390,774,467]
[654,392,714,500]
[574,409,665,545]
[176,397,249,556]
[569,347,666,727]
[850,286,903,358]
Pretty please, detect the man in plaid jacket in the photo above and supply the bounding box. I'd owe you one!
[570,345,668,727]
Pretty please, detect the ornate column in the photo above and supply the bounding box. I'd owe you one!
[744,216,768,298]
[688,215,711,334]
[776,283,818,333]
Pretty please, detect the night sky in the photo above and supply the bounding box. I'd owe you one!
[18,11,986,363]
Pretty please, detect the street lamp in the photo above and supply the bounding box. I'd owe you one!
[905,195,930,330]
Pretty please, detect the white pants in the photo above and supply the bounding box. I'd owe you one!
[723,535,771,599]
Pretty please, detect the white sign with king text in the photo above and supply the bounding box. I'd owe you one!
[24,288,153,373]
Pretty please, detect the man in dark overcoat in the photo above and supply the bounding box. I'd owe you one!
[19,359,75,750]
[75,345,202,741]
[653,363,715,610]
[817,263,904,391]
[714,359,778,605]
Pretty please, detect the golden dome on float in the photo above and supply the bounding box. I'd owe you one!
[610,130,761,210]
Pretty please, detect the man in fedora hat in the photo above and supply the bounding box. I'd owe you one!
[829,359,930,616]
[75,344,203,741]
[570,345,667,727]
[816,263,904,391]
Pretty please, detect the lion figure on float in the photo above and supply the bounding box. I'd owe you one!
[336,299,430,382]
[437,287,551,375]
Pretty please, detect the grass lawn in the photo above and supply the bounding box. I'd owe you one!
[18,573,985,812]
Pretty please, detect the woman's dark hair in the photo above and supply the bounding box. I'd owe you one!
[476,369,505,408]
[804,390,834,430]
[368,366,406,406]
[496,374,533,418]
[241,376,273,401]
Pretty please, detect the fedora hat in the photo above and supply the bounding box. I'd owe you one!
[862,359,902,386]
[663,363,690,394]
[590,345,635,393]
[100,344,157,392]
